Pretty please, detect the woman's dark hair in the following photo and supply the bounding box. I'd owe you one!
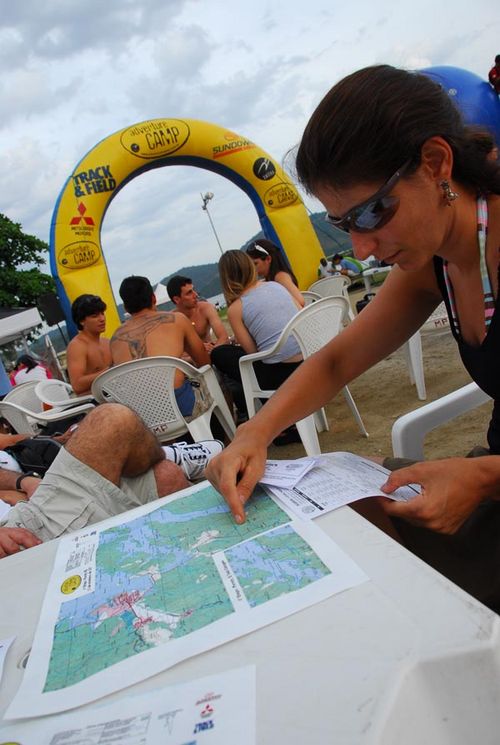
[16,354,38,371]
[71,294,107,330]
[246,239,299,286]
[295,64,500,195]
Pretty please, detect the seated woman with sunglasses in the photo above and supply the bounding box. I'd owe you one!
[211,250,303,444]
[246,239,305,307]
[207,64,500,612]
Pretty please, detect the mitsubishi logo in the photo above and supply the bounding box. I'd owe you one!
[70,202,95,226]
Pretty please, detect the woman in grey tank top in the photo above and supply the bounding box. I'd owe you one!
[210,251,303,444]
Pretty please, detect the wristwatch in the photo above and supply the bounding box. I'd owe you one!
[15,472,40,491]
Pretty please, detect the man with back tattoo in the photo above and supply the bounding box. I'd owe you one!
[111,276,210,416]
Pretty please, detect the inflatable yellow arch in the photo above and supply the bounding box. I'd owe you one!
[50,118,323,336]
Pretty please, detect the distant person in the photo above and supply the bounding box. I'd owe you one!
[318,257,335,277]
[66,294,112,394]
[166,275,229,352]
[246,240,305,307]
[12,355,52,386]
[488,55,500,94]
[110,276,210,416]
[331,253,365,277]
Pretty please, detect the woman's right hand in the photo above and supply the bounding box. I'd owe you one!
[205,422,268,523]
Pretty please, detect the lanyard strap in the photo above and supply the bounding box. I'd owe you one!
[443,195,493,335]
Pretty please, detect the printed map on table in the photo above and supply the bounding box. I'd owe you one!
[44,489,297,691]
[7,482,367,719]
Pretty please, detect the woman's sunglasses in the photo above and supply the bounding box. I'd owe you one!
[325,159,412,234]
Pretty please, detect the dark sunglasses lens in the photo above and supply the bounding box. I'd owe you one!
[326,214,350,232]
[351,196,399,233]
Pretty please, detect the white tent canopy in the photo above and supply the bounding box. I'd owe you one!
[0,307,43,345]
[154,282,170,306]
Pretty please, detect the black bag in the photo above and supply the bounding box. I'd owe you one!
[5,438,62,477]
[355,292,377,314]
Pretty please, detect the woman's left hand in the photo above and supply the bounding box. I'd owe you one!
[379,457,499,534]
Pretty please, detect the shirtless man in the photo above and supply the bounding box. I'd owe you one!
[110,276,210,416]
[67,294,112,394]
[166,275,229,352]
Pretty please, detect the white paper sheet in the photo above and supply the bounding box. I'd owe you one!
[6,481,367,719]
[0,635,15,686]
[0,666,256,744]
[266,452,419,520]
[259,457,316,487]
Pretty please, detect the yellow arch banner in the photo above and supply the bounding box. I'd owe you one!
[50,119,323,336]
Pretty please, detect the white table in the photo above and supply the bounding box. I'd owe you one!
[1,498,499,743]
[362,265,392,292]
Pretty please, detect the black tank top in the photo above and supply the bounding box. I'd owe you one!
[433,255,500,453]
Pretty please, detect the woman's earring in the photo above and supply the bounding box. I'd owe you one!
[440,180,459,205]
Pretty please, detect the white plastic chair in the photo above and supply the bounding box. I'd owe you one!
[238,296,368,456]
[301,290,322,306]
[91,357,236,443]
[403,332,426,401]
[3,381,43,409]
[421,301,450,332]
[309,275,351,296]
[391,381,491,460]
[309,276,426,399]
[35,379,95,409]
[308,276,355,320]
[0,381,95,435]
[403,303,451,401]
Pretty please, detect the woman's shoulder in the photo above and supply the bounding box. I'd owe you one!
[273,270,294,285]
[227,298,242,317]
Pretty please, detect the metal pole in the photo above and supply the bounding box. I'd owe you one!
[201,192,224,256]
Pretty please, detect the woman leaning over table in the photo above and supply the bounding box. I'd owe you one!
[206,64,500,612]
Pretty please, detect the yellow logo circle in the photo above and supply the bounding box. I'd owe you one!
[120,119,190,159]
[61,575,81,594]
[58,241,101,270]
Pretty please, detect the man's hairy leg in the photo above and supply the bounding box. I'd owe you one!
[66,404,165,486]
[153,460,189,497]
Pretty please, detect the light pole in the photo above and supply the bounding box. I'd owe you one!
[200,192,224,256]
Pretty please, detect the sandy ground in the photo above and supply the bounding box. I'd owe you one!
[266,286,492,462]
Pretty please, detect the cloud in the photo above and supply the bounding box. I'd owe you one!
[152,26,213,78]
[0,67,77,126]
[0,0,189,65]
[0,138,71,240]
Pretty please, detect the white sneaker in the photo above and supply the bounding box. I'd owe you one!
[163,440,224,481]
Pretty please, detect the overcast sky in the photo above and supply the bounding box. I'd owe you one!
[0,0,497,299]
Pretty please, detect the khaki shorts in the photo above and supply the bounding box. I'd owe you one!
[1,449,158,542]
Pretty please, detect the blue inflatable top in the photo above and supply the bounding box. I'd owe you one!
[420,66,500,146]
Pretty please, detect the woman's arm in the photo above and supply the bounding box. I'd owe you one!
[275,272,305,307]
[227,302,258,354]
[206,263,442,522]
